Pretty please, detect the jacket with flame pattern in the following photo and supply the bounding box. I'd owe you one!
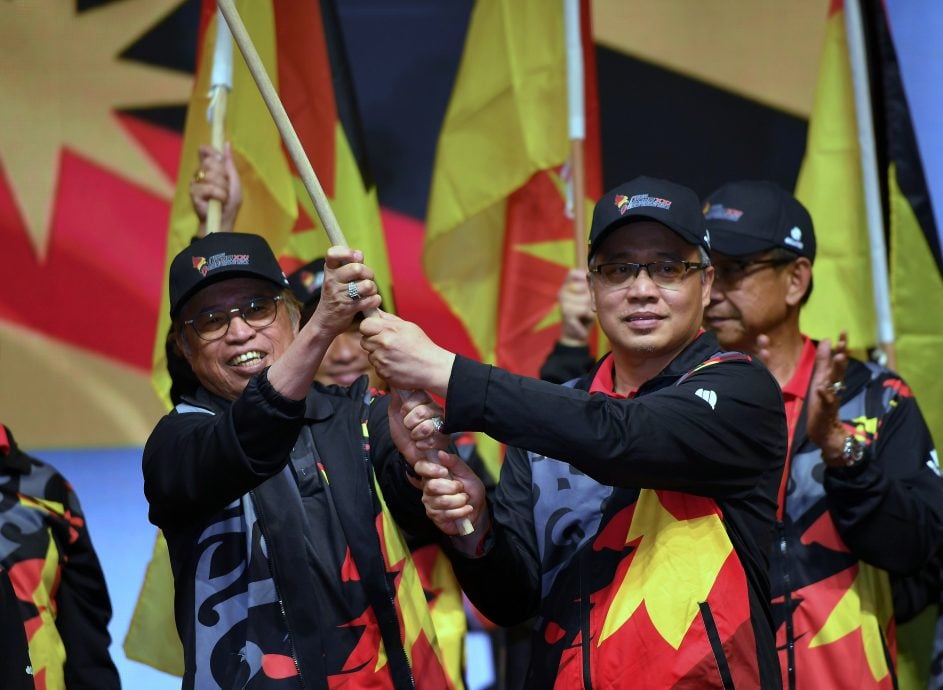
[439,332,787,689]
[0,424,119,690]
[771,339,943,690]
[143,370,457,690]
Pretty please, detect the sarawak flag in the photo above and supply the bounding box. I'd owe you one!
[0,1,191,447]
[797,0,942,456]
[796,2,943,688]
[793,0,876,351]
[423,0,602,377]
[150,0,391,406]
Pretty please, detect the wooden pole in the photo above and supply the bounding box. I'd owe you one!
[216,0,474,535]
[216,0,345,246]
[571,138,587,269]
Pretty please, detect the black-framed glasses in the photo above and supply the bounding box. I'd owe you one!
[185,295,283,341]
[712,258,795,287]
[590,260,710,290]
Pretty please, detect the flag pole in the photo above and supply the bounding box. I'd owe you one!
[205,8,233,236]
[564,0,587,269]
[215,0,474,535]
[215,0,345,246]
[844,0,896,369]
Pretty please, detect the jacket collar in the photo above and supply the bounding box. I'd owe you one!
[180,374,371,422]
[584,331,726,394]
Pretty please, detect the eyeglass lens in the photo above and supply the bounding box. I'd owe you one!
[190,296,279,340]
[594,260,697,289]
[713,258,791,286]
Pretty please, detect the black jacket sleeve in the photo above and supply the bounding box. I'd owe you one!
[0,568,33,690]
[538,343,595,384]
[824,373,943,575]
[52,479,121,689]
[444,354,786,499]
[143,369,306,529]
[443,444,543,626]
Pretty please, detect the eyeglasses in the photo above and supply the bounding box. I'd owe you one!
[712,258,794,287]
[590,260,710,290]
[185,295,283,341]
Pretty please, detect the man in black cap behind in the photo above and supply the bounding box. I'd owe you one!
[143,232,457,690]
[360,176,788,688]
[286,257,386,390]
[703,180,943,690]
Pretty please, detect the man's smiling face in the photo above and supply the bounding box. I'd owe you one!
[177,277,295,401]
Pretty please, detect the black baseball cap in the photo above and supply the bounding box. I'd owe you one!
[588,176,710,259]
[286,257,326,310]
[169,232,290,317]
[703,180,816,262]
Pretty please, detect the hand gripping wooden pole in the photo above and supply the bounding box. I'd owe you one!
[216,0,474,535]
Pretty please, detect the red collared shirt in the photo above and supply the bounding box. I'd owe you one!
[589,356,638,399]
[781,337,817,461]
[774,337,817,518]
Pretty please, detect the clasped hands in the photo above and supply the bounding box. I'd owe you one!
[384,370,487,539]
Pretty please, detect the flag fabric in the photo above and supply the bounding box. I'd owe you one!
[122,530,182,675]
[128,0,394,674]
[150,0,392,408]
[870,2,943,688]
[798,0,943,516]
[423,0,602,380]
[0,1,189,447]
[793,0,876,351]
[795,2,943,688]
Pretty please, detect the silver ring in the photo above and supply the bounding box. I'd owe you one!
[430,417,444,433]
[826,381,845,395]
[346,281,361,301]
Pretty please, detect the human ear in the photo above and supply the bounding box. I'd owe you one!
[785,258,812,307]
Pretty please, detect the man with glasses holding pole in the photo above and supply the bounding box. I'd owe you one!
[702,180,943,690]
[362,176,789,688]
[144,232,456,690]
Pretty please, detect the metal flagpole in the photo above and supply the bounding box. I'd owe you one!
[565,0,587,269]
[844,0,896,368]
[204,8,233,235]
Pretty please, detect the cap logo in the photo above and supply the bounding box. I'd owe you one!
[300,269,325,294]
[627,193,672,212]
[704,228,711,248]
[615,194,630,215]
[704,203,743,222]
[784,226,804,250]
[193,251,252,277]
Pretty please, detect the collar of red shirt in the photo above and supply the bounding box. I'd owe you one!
[590,355,638,399]
[0,425,9,456]
[782,336,817,402]
[590,329,709,399]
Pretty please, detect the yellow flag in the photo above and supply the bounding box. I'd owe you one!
[123,531,182,675]
[794,1,875,349]
[424,0,570,367]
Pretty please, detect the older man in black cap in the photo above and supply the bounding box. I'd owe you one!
[361,176,789,688]
[144,232,456,690]
[702,180,943,690]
